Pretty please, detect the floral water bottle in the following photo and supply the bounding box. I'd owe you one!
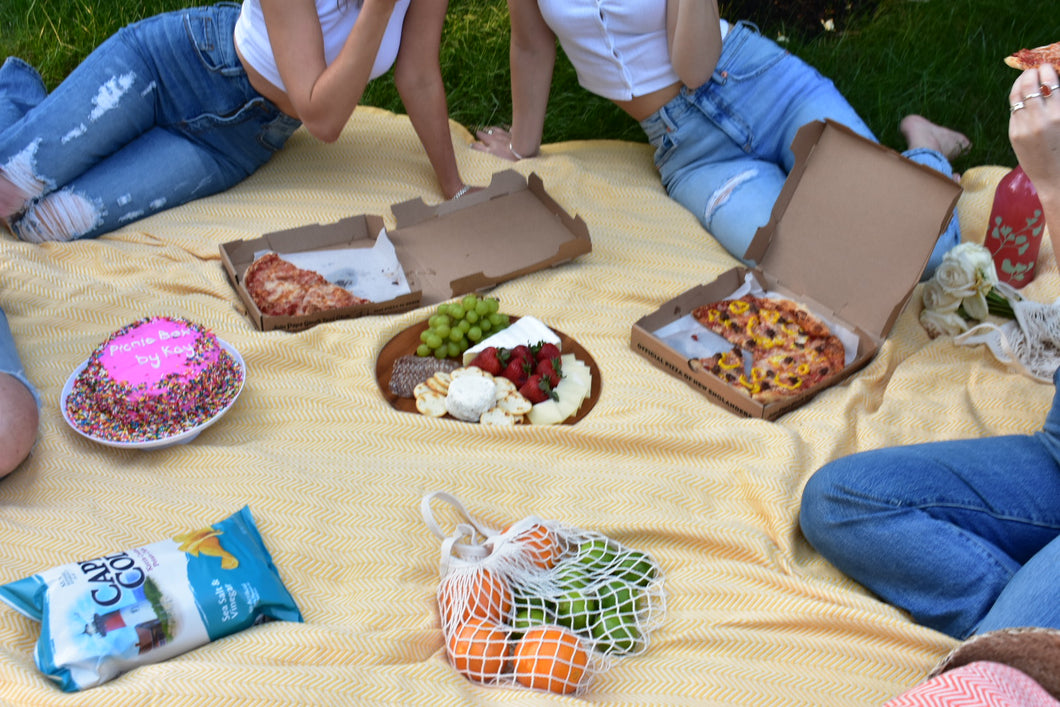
[985,165,1044,288]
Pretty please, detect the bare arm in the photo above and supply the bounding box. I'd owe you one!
[472,0,556,160]
[667,0,722,90]
[1010,64,1060,268]
[260,0,400,143]
[393,0,466,198]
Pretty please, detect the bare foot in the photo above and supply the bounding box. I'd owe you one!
[900,114,971,160]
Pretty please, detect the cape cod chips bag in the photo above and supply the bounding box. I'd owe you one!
[421,492,666,696]
[0,506,301,691]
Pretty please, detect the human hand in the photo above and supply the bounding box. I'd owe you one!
[471,126,521,161]
[1009,64,1060,194]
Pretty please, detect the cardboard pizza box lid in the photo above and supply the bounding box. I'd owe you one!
[743,120,961,339]
[390,170,591,305]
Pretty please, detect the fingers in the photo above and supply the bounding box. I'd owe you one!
[1008,65,1060,191]
[1011,67,1060,113]
[471,126,518,161]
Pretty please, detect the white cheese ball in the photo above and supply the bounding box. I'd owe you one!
[445,374,497,422]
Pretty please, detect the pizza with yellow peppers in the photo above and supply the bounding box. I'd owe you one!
[689,294,846,403]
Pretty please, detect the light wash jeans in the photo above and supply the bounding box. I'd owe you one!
[800,367,1060,639]
[640,22,960,278]
[0,3,301,242]
[0,307,39,408]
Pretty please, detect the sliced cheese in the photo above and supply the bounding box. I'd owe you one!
[528,355,593,425]
[527,399,565,425]
[462,316,562,365]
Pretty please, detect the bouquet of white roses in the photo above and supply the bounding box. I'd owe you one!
[920,242,1018,338]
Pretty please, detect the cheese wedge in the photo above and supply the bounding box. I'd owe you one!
[462,316,562,365]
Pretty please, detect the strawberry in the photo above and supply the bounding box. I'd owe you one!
[534,342,561,364]
[519,374,556,404]
[535,356,562,387]
[469,346,507,376]
[510,344,533,364]
[501,355,533,386]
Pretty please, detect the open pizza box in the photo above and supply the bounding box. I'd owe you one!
[219,170,592,332]
[630,120,962,420]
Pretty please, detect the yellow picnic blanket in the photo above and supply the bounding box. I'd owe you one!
[0,108,1051,705]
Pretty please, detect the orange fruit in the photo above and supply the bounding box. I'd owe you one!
[512,625,590,695]
[447,618,511,682]
[439,567,513,625]
[507,522,566,569]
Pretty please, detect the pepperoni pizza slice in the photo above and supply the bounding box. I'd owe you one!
[1005,41,1060,71]
[243,252,367,317]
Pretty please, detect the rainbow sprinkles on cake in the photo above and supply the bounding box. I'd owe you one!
[65,317,244,443]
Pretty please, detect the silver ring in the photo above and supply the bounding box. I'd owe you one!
[1011,101,1026,113]
[1024,92,1043,101]
[487,128,494,135]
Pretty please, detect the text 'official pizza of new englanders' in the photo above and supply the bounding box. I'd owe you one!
[689,294,845,404]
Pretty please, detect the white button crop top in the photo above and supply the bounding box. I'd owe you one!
[234,0,411,93]
[536,0,728,101]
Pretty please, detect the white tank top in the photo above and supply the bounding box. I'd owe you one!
[234,0,411,93]
[536,0,727,101]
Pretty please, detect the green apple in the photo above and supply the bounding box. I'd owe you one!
[590,611,640,655]
[614,550,657,587]
[574,537,619,571]
[554,563,592,590]
[596,578,637,617]
[554,586,597,633]
[510,605,554,637]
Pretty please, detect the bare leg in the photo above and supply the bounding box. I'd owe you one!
[900,114,971,160]
[0,173,25,222]
[0,373,38,477]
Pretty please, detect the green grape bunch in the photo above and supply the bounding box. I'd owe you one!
[416,293,510,359]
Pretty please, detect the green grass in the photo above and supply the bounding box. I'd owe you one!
[1,0,1053,171]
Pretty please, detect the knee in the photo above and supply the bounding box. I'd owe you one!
[798,458,860,551]
[0,373,39,477]
[10,189,101,243]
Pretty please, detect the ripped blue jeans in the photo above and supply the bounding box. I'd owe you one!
[640,22,960,278]
[0,3,301,242]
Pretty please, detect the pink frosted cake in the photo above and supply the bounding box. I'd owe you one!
[65,317,243,443]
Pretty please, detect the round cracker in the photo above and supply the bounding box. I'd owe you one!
[426,372,451,394]
[415,391,448,417]
[480,407,520,426]
[496,391,532,416]
[451,366,490,379]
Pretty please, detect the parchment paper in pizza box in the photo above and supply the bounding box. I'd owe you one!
[253,227,411,302]
[651,272,859,366]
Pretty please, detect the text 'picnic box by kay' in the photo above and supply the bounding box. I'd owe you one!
[630,120,962,421]
[220,170,591,331]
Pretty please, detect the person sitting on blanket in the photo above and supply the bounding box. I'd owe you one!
[470,0,969,277]
[0,306,38,477]
[0,0,472,243]
[799,62,1060,641]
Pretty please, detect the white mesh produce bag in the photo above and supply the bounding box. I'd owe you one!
[421,492,666,696]
[956,297,1060,382]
